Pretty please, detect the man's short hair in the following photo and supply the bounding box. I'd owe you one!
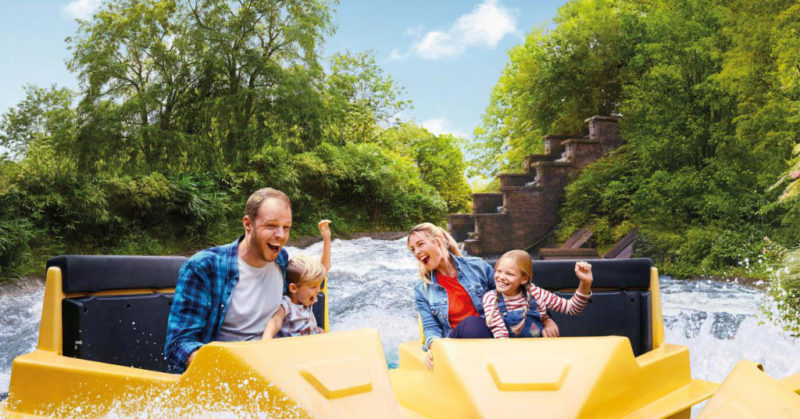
[244,188,291,219]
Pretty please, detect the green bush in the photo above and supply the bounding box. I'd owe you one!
[0,218,38,279]
[558,147,639,243]
[701,227,763,272]
[765,248,800,336]
[0,0,472,281]
[293,143,447,233]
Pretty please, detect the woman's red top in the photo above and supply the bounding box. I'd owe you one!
[436,272,479,329]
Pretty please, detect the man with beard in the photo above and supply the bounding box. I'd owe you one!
[164,187,293,372]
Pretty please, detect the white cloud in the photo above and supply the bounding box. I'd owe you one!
[421,117,469,139]
[412,0,517,60]
[388,48,410,61]
[403,24,425,38]
[62,0,102,20]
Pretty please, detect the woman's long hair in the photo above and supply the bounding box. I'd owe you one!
[407,222,461,284]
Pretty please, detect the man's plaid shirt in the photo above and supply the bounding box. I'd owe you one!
[164,236,288,372]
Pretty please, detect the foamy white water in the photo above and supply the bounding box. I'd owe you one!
[3,238,799,399]
[0,285,43,394]
[287,237,420,367]
[661,276,800,382]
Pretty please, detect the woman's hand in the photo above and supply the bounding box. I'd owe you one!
[542,318,560,337]
[424,340,435,370]
[574,261,593,295]
[424,350,434,370]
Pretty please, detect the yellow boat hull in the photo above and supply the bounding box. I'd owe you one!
[3,333,718,418]
[2,258,798,417]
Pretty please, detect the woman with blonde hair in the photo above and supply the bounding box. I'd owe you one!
[407,222,496,369]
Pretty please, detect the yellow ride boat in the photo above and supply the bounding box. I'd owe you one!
[1,256,798,417]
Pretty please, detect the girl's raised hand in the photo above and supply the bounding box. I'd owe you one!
[574,261,593,286]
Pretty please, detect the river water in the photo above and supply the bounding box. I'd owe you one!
[2,237,799,397]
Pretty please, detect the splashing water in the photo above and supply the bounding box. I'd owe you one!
[2,237,799,397]
[0,283,44,394]
[661,277,800,382]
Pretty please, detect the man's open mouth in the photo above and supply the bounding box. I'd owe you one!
[267,243,280,252]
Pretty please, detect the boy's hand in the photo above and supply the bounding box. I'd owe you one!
[542,318,560,337]
[318,219,331,240]
[574,261,593,286]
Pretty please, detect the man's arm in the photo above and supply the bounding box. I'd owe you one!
[164,259,213,371]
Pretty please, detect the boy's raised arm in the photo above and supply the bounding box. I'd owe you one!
[318,220,332,274]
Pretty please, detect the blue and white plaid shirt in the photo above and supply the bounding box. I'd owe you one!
[164,236,288,372]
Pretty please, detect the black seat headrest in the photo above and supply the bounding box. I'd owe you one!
[47,255,187,293]
[531,258,653,290]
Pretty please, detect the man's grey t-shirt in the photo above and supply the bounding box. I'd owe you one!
[216,257,283,341]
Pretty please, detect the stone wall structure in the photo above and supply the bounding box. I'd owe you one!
[448,116,622,257]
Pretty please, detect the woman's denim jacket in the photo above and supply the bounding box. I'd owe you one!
[413,253,495,350]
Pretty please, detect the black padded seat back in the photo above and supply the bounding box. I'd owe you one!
[531,258,652,290]
[48,255,186,293]
[548,290,652,355]
[49,255,186,372]
[531,258,654,356]
[313,292,326,330]
[62,293,174,372]
[52,255,328,371]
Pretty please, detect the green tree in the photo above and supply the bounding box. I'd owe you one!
[0,0,458,281]
[471,0,644,176]
[323,51,410,146]
[0,85,77,167]
[379,123,470,213]
[67,0,194,172]
[67,0,335,172]
[478,0,799,279]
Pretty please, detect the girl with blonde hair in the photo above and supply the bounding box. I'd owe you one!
[483,250,593,339]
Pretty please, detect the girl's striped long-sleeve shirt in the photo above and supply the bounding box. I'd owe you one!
[482,283,591,338]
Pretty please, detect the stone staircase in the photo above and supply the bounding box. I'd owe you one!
[448,116,623,257]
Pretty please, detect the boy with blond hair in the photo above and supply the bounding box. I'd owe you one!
[263,220,331,337]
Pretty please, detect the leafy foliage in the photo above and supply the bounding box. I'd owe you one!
[378,123,471,213]
[477,0,800,285]
[0,0,468,279]
[765,247,800,336]
[470,0,644,176]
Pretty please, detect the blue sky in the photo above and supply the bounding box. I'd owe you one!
[1,0,567,143]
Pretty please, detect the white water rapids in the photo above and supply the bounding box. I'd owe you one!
[2,237,799,399]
